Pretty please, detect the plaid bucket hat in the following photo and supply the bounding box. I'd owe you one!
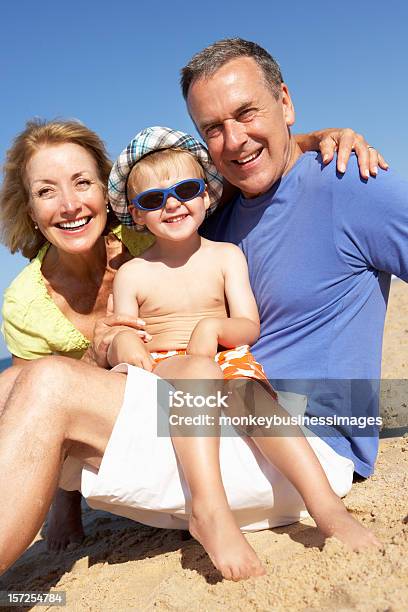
[108,126,224,227]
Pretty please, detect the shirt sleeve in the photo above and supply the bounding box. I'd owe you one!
[333,165,408,281]
[2,286,52,359]
[111,225,155,257]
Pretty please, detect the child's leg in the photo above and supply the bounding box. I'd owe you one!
[154,354,265,581]
[254,434,380,549]
[244,381,381,550]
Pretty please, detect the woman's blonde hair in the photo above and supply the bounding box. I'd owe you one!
[0,118,114,259]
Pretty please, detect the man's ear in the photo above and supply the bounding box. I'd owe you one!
[128,204,146,228]
[280,83,295,128]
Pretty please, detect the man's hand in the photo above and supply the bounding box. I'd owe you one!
[107,330,154,371]
[186,318,220,358]
[296,128,389,179]
[83,294,152,368]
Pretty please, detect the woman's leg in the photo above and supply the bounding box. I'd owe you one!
[0,364,85,551]
[245,381,381,550]
[155,355,265,581]
[0,356,127,575]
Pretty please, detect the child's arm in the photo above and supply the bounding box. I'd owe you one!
[107,263,154,371]
[187,244,260,357]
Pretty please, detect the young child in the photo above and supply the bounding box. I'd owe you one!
[107,127,380,581]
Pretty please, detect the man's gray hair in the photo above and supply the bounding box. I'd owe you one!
[180,38,283,101]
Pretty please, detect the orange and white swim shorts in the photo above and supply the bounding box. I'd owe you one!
[151,344,276,397]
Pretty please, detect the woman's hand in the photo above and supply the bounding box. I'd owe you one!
[295,128,389,179]
[82,295,152,368]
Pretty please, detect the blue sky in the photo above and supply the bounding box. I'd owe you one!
[1,0,407,358]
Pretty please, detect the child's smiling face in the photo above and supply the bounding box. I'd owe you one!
[127,152,210,242]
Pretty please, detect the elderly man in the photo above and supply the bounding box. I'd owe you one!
[182,38,408,479]
[0,40,404,577]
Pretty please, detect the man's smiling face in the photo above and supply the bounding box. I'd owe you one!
[187,57,297,199]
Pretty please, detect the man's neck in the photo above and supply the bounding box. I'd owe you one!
[282,135,303,178]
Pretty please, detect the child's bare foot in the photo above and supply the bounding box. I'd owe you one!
[189,504,266,581]
[312,499,381,551]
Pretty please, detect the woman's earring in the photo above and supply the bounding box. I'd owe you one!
[34,223,38,230]
[106,204,110,213]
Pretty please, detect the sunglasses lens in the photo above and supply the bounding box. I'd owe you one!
[174,180,202,200]
[138,191,164,210]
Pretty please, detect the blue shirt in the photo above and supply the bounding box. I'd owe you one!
[202,152,408,476]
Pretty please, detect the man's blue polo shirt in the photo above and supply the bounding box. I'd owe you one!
[202,152,408,476]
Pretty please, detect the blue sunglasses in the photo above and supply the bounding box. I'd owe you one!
[131,178,206,211]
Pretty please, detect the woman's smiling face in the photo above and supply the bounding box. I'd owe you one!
[26,142,108,255]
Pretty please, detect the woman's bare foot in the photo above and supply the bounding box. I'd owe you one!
[189,504,265,581]
[46,489,85,551]
[311,498,381,551]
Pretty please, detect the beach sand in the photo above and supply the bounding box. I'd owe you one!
[1,281,407,611]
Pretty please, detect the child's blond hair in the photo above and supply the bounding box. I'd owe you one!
[127,148,205,202]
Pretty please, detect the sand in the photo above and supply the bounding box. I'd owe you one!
[1,281,407,611]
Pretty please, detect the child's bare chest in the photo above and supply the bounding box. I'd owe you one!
[139,262,226,318]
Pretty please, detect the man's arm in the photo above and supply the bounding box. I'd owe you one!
[295,128,388,179]
[333,165,408,280]
[210,128,389,216]
[187,244,260,357]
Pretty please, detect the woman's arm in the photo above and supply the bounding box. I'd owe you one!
[81,286,152,368]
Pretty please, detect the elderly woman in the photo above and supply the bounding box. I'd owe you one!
[0,118,382,554]
[0,119,154,550]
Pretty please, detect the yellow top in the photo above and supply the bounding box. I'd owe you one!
[1,226,154,360]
